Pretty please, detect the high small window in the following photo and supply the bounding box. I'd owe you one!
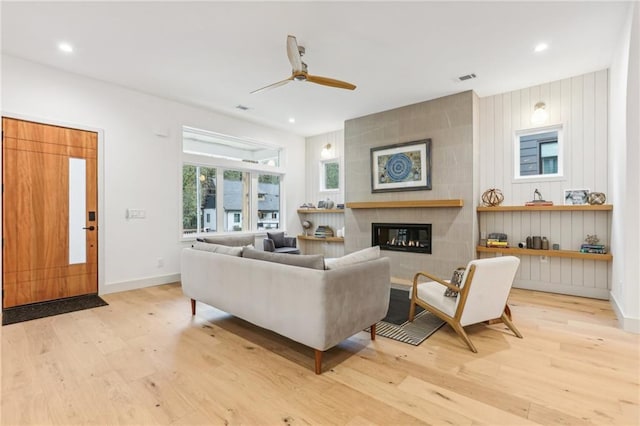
[514,124,563,180]
[320,159,340,192]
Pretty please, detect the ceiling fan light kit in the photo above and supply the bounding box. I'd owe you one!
[251,35,356,94]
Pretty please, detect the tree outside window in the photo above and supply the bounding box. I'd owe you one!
[320,160,339,191]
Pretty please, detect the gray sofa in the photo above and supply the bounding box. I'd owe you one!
[181,237,390,374]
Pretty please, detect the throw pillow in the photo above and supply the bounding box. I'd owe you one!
[267,231,286,248]
[192,242,244,257]
[243,247,324,270]
[324,246,380,270]
[444,267,466,297]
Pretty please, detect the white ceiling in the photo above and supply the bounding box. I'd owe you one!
[1,1,631,137]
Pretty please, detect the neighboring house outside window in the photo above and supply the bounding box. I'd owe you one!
[181,127,284,237]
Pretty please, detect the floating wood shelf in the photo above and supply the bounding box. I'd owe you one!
[297,235,344,243]
[346,199,464,209]
[297,209,344,214]
[476,246,612,261]
[477,204,612,212]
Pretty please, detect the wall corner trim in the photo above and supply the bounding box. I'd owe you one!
[609,290,640,334]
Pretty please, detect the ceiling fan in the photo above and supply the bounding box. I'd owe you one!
[251,35,356,94]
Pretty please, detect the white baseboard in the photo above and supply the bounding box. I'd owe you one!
[101,273,181,295]
[513,281,610,300]
[609,291,640,334]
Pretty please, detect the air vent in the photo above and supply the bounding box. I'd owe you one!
[235,104,250,111]
[458,73,477,82]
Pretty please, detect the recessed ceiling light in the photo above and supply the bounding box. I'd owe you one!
[58,42,74,53]
[288,117,295,123]
[534,43,548,53]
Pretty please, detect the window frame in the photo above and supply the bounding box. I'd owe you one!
[180,128,285,240]
[319,158,340,192]
[513,123,565,182]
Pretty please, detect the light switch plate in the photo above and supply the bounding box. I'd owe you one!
[126,209,146,219]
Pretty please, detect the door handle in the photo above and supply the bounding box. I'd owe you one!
[83,226,96,231]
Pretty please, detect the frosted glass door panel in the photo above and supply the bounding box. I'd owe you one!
[69,158,86,264]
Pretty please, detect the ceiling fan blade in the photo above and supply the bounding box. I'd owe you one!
[250,76,293,94]
[287,35,304,73]
[306,74,356,90]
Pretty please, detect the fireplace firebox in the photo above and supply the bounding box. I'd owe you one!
[372,223,432,254]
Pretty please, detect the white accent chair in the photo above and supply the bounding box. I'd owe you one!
[409,256,522,352]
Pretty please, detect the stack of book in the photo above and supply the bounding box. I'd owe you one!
[580,243,607,254]
[314,226,334,238]
[486,239,509,248]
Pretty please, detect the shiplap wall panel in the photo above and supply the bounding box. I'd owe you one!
[583,73,596,190]
[478,70,611,299]
[572,75,585,186]
[304,130,345,257]
[594,71,608,189]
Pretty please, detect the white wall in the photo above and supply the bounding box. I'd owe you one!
[609,2,640,333]
[478,70,612,299]
[1,55,305,294]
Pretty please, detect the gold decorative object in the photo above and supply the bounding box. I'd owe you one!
[481,188,504,207]
[588,192,606,205]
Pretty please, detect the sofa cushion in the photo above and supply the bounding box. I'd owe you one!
[200,234,255,247]
[324,246,380,270]
[243,247,324,270]
[267,231,286,248]
[192,242,244,257]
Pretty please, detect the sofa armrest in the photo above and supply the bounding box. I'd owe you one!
[284,236,297,248]
[263,238,276,252]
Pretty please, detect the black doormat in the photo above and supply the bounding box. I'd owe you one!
[382,288,424,325]
[369,288,445,346]
[2,294,108,326]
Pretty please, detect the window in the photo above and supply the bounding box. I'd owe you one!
[223,170,250,232]
[257,174,280,230]
[181,127,284,237]
[514,124,563,180]
[320,159,339,191]
[182,165,216,234]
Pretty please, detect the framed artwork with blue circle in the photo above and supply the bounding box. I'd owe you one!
[371,139,432,192]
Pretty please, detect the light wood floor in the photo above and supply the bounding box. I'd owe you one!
[1,284,638,425]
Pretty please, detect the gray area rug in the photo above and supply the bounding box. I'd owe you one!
[370,288,445,346]
[2,294,108,326]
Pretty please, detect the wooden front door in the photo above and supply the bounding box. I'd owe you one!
[2,117,98,308]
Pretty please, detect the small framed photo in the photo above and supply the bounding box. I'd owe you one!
[564,189,590,205]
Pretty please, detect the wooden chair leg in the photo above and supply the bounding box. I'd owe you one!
[504,304,512,320]
[408,301,416,322]
[370,323,376,340]
[452,323,477,353]
[501,311,523,338]
[314,350,323,375]
[190,299,196,315]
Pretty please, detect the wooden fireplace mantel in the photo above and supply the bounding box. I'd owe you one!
[346,199,464,209]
